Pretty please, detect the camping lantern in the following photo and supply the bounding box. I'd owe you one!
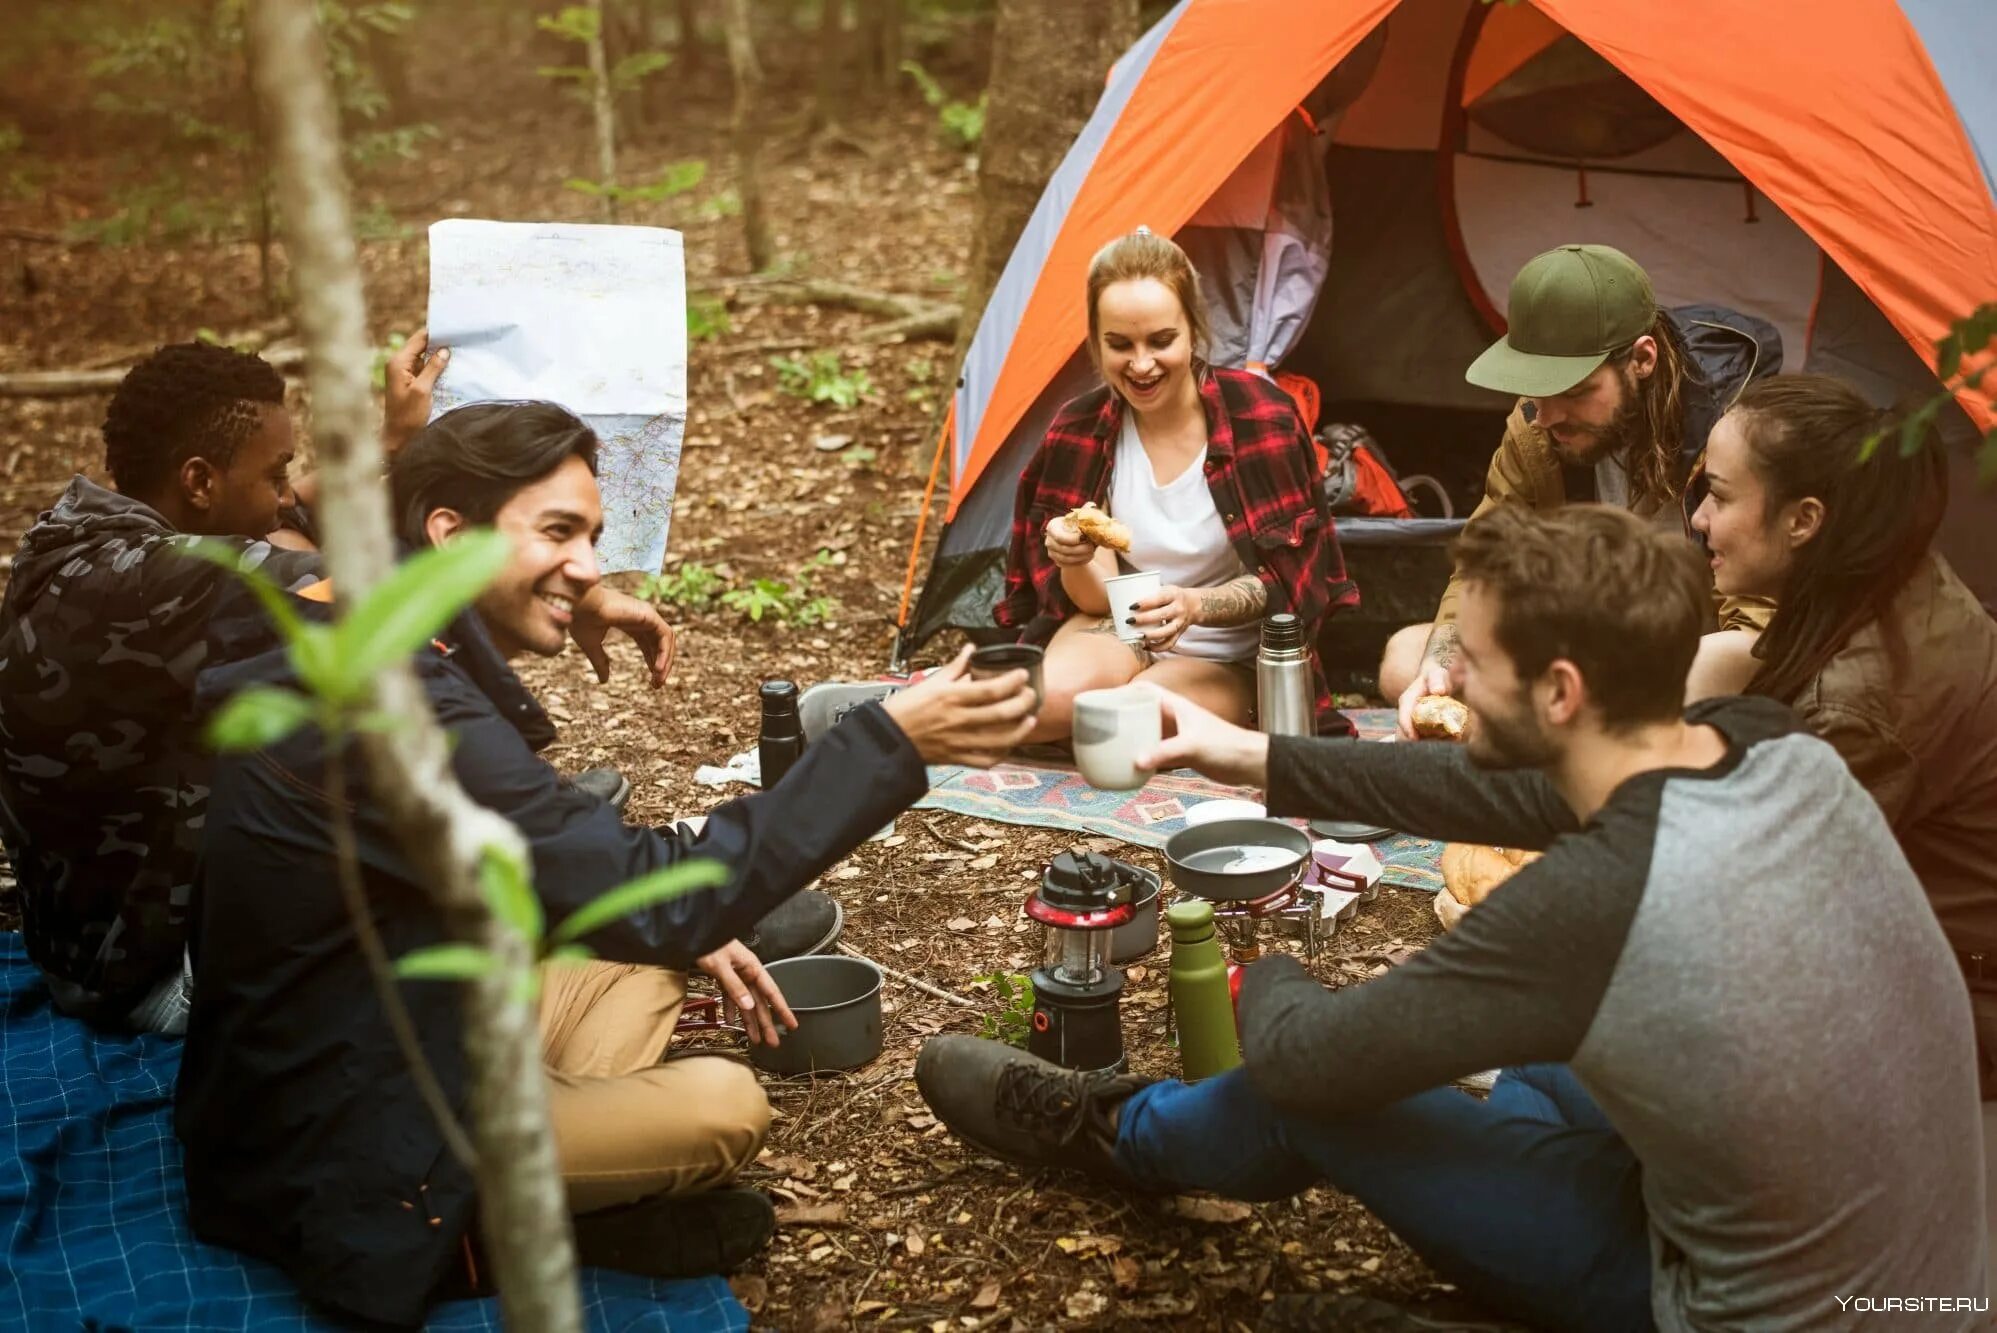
[1025,851,1136,1074]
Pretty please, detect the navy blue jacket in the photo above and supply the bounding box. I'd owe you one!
[174,605,925,1326]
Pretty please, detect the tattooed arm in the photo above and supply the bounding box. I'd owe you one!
[1420,621,1462,672]
[1195,573,1271,628]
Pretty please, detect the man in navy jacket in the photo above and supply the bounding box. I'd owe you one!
[176,402,1037,1327]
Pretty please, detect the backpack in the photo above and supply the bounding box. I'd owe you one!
[1317,422,1414,520]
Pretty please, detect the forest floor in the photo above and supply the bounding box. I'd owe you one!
[0,13,1451,1330]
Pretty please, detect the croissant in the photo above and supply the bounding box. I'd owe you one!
[1441,843,1541,910]
[1411,694,1469,741]
[1067,503,1131,553]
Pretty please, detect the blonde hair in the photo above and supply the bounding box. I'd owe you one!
[1084,228,1212,374]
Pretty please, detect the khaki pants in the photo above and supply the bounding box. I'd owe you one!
[539,960,771,1214]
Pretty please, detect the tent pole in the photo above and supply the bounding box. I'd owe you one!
[890,406,953,673]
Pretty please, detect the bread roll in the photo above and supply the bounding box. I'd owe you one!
[1440,843,1541,916]
[1412,694,1469,741]
[1067,503,1132,553]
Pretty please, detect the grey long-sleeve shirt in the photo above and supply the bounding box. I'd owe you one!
[1237,696,1986,1332]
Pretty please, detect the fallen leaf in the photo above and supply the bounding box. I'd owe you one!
[967,853,998,870]
[1065,1286,1108,1319]
[813,432,854,452]
[906,1112,938,1130]
[757,1153,818,1180]
[1170,1196,1254,1224]
[1110,1255,1141,1292]
[729,1273,769,1312]
[945,916,977,931]
[905,1231,926,1256]
[776,1201,850,1226]
[1360,1256,1382,1273]
[829,864,863,880]
[970,1279,1002,1309]
[807,1243,835,1261]
[851,1299,894,1315]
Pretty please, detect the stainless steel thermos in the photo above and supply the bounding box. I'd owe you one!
[1255,613,1312,737]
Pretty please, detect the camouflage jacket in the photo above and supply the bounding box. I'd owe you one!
[0,476,321,1021]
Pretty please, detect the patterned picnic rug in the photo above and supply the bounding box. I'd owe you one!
[914,709,1446,892]
[0,932,747,1332]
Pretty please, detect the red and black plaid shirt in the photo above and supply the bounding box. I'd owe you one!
[999,367,1359,734]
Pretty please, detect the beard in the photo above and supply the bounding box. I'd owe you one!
[1546,368,1642,468]
[1464,689,1558,771]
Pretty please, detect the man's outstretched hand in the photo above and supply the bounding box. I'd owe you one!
[882,646,1037,767]
[1136,687,1272,789]
[571,586,676,688]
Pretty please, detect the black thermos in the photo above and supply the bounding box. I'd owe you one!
[758,680,805,788]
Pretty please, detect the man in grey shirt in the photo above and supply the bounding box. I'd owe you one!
[918,504,1985,1332]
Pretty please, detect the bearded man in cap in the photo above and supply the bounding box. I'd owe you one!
[1379,244,1780,738]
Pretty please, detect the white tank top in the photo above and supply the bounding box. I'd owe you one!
[1107,412,1258,662]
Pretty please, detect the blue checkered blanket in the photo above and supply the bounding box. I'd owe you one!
[0,932,747,1331]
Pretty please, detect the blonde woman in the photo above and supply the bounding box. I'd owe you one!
[998,229,1357,741]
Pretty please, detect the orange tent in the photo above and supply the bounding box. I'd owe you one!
[897,0,1996,659]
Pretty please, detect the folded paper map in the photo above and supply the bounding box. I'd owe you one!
[427,218,688,572]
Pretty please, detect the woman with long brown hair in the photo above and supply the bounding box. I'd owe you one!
[1690,373,1997,1090]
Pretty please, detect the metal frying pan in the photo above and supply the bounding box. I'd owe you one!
[1163,818,1313,902]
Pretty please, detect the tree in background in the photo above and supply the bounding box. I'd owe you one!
[955,0,1138,359]
[722,0,772,270]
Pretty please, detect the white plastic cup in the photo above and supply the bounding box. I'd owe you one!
[1103,570,1162,645]
[1072,684,1162,791]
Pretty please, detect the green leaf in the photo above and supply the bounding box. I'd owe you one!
[535,64,592,83]
[327,529,511,702]
[564,177,610,196]
[1897,396,1944,458]
[394,943,499,982]
[543,942,596,967]
[547,859,730,948]
[479,847,544,946]
[205,686,316,751]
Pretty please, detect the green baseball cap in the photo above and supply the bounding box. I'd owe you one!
[1465,244,1656,398]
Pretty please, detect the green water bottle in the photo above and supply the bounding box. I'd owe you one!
[1167,900,1241,1080]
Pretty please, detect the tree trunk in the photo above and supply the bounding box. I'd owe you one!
[879,0,902,103]
[811,0,846,130]
[587,0,620,221]
[676,0,703,73]
[242,3,583,1330]
[721,0,772,271]
[954,0,1139,360]
[854,0,885,101]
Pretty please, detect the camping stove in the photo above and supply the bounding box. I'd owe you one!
[1208,881,1327,966]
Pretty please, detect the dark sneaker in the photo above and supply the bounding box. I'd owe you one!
[915,1035,1154,1185]
[565,766,632,813]
[1258,1294,1530,1333]
[571,1186,775,1279]
[743,890,842,963]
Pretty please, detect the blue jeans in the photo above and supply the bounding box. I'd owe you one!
[1113,1065,1654,1333]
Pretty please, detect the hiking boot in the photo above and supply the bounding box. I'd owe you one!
[915,1035,1154,1185]
[571,1186,775,1279]
[1257,1294,1530,1333]
[797,680,903,745]
[743,890,842,963]
[564,765,632,813]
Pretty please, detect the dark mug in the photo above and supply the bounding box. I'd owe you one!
[968,643,1045,712]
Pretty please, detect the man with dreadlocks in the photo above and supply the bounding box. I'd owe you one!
[1378,245,1781,739]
